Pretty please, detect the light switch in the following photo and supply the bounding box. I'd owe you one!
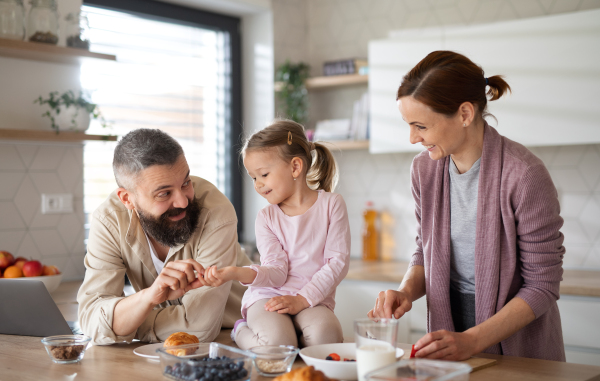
[41,194,74,214]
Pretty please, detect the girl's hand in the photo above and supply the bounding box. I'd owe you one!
[203,265,237,287]
[265,295,310,315]
[367,289,412,319]
[413,329,478,361]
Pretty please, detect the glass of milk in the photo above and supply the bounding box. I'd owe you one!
[354,318,399,381]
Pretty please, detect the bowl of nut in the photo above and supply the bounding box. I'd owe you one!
[41,335,91,364]
[249,345,299,377]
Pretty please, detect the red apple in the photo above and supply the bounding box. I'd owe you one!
[13,257,28,270]
[22,260,43,277]
[0,251,14,270]
[42,265,61,276]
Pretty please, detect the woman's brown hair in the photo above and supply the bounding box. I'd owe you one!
[397,50,511,118]
[242,119,338,192]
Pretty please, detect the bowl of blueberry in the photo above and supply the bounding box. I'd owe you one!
[157,342,253,381]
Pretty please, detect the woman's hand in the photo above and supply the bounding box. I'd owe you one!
[368,289,412,319]
[413,330,478,361]
[203,265,237,287]
[265,295,310,315]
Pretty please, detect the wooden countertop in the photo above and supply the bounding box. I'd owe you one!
[2,282,600,381]
[345,260,600,297]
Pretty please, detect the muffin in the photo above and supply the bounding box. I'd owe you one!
[164,332,200,356]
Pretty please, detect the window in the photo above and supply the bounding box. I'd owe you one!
[81,0,243,234]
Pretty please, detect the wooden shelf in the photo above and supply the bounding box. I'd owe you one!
[320,140,369,151]
[0,37,116,65]
[305,74,368,90]
[275,74,369,92]
[0,128,117,142]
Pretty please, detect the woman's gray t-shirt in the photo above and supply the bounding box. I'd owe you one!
[449,157,481,295]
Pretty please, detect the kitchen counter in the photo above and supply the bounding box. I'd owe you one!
[345,260,600,297]
[2,281,600,381]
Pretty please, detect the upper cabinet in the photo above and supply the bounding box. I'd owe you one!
[369,9,600,153]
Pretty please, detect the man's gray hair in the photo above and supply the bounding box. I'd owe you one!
[113,129,184,190]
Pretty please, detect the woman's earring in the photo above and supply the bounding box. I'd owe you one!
[463,123,466,127]
[293,177,297,181]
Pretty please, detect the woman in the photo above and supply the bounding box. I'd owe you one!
[369,51,565,361]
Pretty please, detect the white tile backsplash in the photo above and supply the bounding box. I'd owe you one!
[0,142,86,280]
[29,146,66,170]
[16,233,43,261]
[0,173,25,201]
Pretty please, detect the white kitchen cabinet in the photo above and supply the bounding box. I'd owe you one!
[557,295,600,366]
[335,279,409,343]
[368,9,600,153]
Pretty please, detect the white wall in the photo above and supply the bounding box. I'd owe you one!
[240,10,274,243]
[0,0,87,281]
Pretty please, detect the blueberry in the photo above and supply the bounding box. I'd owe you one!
[165,365,173,373]
[210,368,218,375]
[325,356,333,360]
[238,369,248,379]
[237,361,245,368]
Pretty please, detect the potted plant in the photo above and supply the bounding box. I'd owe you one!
[275,61,310,125]
[34,90,109,133]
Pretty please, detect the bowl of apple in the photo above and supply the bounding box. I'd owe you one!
[0,251,62,293]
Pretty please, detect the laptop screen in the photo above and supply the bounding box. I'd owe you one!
[0,279,73,337]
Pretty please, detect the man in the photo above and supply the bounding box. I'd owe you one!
[77,129,251,345]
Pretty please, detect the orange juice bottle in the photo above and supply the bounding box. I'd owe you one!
[380,210,395,262]
[362,201,379,261]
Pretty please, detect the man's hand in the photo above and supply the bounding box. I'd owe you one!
[368,289,412,319]
[265,295,310,315]
[412,330,478,361]
[203,265,237,287]
[143,259,207,306]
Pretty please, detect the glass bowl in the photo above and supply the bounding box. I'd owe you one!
[41,335,91,364]
[249,345,299,377]
[157,342,253,381]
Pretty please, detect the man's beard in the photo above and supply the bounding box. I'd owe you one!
[137,196,201,247]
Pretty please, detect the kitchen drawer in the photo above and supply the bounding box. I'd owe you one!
[557,295,600,349]
[409,296,427,332]
[565,346,600,366]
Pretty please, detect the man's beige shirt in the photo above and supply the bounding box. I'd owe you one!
[77,176,251,345]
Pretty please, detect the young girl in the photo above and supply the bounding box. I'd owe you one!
[203,119,351,349]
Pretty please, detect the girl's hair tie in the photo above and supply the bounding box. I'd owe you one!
[485,77,489,86]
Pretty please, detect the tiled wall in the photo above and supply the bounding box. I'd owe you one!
[0,142,86,280]
[272,0,600,269]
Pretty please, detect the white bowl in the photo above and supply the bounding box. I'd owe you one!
[299,343,358,380]
[8,274,62,293]
[299,343,405,381]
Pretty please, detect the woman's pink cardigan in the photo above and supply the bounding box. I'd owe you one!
[409,124,566,361]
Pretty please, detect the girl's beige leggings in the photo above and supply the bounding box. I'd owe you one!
[235,298,343,349]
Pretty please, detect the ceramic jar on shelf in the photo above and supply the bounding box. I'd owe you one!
[0,0,26,40]
[65,11,89,49]
[27,0,58,44]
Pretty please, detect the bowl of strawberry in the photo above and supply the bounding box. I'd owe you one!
[299,343,358,380]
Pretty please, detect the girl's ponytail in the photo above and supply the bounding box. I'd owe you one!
[307,142,338,192]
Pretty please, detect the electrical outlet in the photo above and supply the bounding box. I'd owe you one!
[41,194,74,214]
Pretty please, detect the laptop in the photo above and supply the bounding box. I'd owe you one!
[0,279,82,337]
